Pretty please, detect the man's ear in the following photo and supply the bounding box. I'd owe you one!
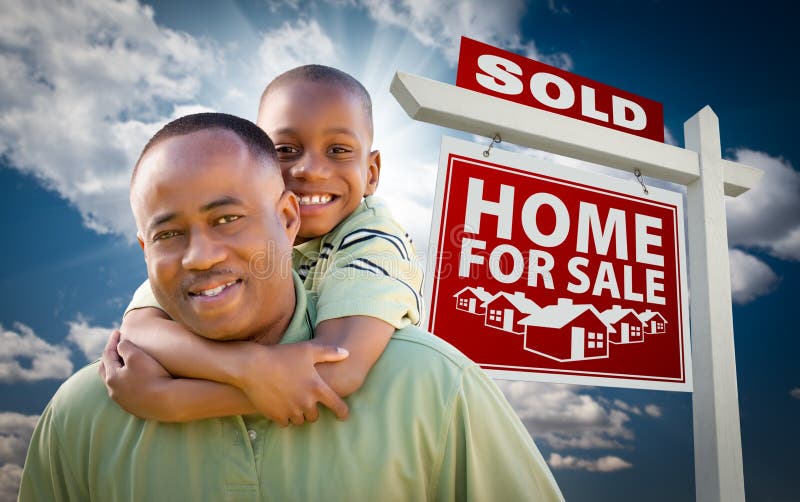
[277,190,301,243]
[137,234,149,262]
[364,150,381,196]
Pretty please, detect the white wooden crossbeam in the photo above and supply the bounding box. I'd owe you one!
[391,71,762,197]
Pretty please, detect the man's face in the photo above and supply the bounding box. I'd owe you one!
[258,81,380,242]
[131,129,300,342]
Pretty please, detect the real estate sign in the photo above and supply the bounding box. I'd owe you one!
[425,136,691,391]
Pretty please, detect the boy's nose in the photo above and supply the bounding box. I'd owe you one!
[288,154,329,181]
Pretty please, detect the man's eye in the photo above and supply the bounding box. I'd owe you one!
[215,215,241,225]
[153,230,180,241]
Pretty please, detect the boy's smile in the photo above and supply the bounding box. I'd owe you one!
[258,80,380,242]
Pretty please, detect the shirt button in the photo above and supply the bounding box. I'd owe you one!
[247,429,257,441]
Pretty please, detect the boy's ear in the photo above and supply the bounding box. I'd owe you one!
[364,150,381,196]
[277,190,301,243]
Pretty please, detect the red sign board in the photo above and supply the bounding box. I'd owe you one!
[456,37,665,143]
[426,137,691,391]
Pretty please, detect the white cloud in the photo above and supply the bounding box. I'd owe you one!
[790,388,800,400]
[358,0,572,68]
[644,404,662,418]
[257,19,337,83]
[0,323,73,383]
[548,453,633,472]
[66,315,119,362]
[729,249,780,304]
[0,413,39,467]
[726,149,800,261]
[613,399,642,416]
[0,463,23,502]
[664,126,678,146]
[498,381,634,450]
[0,0,217,238]
[379,159,438,254]
[0,412,38,502]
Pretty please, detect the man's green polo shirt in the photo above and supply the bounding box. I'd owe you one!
[19,274,563,501]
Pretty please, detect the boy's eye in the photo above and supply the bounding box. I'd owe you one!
[328,145,352,155]
[214,215,241,225]
[153,230,181,242]
[276,145,300,155]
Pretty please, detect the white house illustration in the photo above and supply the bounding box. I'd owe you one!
[639,309,668,334]
[453,286,494,315]
[599,305,645,344]
[482,291,541,335]
[520,298,615,362]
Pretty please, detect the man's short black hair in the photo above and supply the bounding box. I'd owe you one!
[260,65,373,139]
[131,112,279,185]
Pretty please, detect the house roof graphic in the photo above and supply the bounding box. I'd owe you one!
[452,286,494,303]
[520,298,616,332]
[483,291,541,314]
[638,309,668,323]
[598,305,642,325]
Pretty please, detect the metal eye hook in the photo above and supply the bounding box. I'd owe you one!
[483,133,502,157]
[633,168,649,195]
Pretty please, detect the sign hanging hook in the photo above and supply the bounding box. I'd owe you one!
[483,133,502,157]
[633,168,650,195]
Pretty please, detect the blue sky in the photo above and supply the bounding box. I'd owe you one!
[0,1,797,500]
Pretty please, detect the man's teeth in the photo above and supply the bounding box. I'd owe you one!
[298,194,333,206]
[197,280,238,297]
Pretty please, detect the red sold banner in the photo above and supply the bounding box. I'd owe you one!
[426,137,691,391]
[456,37,665,142]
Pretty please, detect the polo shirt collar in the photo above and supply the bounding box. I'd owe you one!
[278,271,315,345]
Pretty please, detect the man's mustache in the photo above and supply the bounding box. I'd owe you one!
[180,269,242,292]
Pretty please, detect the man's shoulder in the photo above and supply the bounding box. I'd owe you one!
[48,362,117,421]
[382,326,477,377]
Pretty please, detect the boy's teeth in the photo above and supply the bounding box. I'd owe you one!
[299,194,332,205]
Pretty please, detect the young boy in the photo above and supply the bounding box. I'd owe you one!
[107,66,423,426]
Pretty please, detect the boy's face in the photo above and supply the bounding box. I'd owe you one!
[258,80,379,242]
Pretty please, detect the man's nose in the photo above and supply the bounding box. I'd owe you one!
[288,152,329,181]
[182,229,227,270]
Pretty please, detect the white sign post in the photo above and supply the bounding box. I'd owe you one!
[391,71,761,502]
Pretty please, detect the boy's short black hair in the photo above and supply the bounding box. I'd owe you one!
[131,112,279,186]
[260,65,374,140]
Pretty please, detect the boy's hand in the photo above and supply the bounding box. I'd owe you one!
[237,342,350,426]
[99,329,176,421]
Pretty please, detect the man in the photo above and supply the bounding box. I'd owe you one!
[19,113,563,501]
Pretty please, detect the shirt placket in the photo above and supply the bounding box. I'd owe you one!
[222,416,260,501]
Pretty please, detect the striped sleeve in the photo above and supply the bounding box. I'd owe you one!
[315,227,425,329]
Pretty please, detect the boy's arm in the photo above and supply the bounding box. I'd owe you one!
[313,316,395,397]
[116,309,350,424]
[100,330,257,422]
[309,217,422,396]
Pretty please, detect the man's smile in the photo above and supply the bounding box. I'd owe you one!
[188,278,243,298]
